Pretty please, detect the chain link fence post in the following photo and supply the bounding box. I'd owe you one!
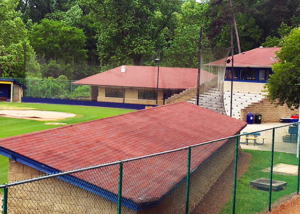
[268,128,275,212]
[232,136,239,214]
[117,162,123,214]
[185,147,192,214]
[2,187,8,214]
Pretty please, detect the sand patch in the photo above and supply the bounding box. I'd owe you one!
[45,122,67,125]
[0,106,34,110]
[0,110,76,121]
[263,163,298,176]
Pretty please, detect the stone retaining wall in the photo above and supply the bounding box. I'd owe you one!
[241,98,296,123]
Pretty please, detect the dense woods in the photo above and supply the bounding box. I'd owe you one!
[1,0,300,80]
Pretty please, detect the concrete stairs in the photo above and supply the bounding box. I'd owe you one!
[188,88,226,115]
[223,91,265,119]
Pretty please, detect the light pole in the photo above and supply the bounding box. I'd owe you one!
[155,58,160,105]
[229,20,234,117]
[197,27,203,106]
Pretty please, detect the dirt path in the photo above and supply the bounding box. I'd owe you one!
[191,151,252,214]
[266,193,300,214]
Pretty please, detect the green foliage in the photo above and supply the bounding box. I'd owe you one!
[25,75,92,99]
[91,0,182,66]
[71,85,91,99]
[17,0,71,23]
[163,0,210,68]
[0,155,8,186]
[267,27,300,108]
[36,59,99,79]
[208,0,264,52]
[0,0,30,78]
[254,0,299,39]
[30,19,87,64]
[263,23,293,47]
[45,5,83,26]
[263,36,282,47]
[2,0,300,79]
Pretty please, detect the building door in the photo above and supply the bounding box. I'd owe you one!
[0,84,11,99]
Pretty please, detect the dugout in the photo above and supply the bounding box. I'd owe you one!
[0,79,26,102]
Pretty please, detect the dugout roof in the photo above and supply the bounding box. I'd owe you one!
[0,102,246,210]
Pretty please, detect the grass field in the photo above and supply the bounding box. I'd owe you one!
[0,102,135,138]
[220,149,299,214]
[0,102,136,186]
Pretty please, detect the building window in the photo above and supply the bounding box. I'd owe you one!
[105,88,124,98]
[240,69,258,81]
[138,90,157,100]
[225,69,239,80]
[259,70,271,81]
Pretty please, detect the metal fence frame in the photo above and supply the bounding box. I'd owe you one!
[1,122,300,214]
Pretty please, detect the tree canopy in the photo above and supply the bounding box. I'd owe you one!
[267,28,300,108]
[1,0,300,79]
[0,0,29,77]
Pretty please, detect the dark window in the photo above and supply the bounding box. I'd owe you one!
[105,88,124,98]
[225,69,239,80]
[138,90,157,100]
[240,68,257,81]
[259,69,272,81]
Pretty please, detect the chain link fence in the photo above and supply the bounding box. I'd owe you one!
[1,123,300,214]
[0,77,90,100]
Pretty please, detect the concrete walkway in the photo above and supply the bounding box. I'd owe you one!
[240,123,298,154]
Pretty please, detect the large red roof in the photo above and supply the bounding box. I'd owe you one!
[0,102,246,205]
[73,65,216,89]
[209,47,281,68]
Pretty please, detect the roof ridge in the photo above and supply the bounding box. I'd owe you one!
[120,65,198,70]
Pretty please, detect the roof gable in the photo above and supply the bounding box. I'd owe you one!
[209,47,281,68]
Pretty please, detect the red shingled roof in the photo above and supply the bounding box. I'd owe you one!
[0,102,246,204]
[73,65,216,89]
[209,47,281,68]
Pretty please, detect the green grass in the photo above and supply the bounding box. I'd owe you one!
[0,102,135,138]
[0,102,135,186]
[0,155,8,187]
[220,149,299,214]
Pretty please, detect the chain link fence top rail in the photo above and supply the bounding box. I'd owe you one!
[1,122,300,214]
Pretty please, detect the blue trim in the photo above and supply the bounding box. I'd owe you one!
[0,147,140,211]
[224,79,268,83]
[0,79,27,89]
[22,97,153,110]
[225,67,272,83]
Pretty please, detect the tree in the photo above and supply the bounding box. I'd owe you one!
[88,0,182,67]
[163,0,210,68]
[263,22,293,47]
[0,0,30,78]
[30,19,87,64]
[253,0,300,39]
[17,0,71,23]
[267,28,300,108]
[208,0,263,52]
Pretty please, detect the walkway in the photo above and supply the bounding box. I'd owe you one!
[240,123,297,154]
